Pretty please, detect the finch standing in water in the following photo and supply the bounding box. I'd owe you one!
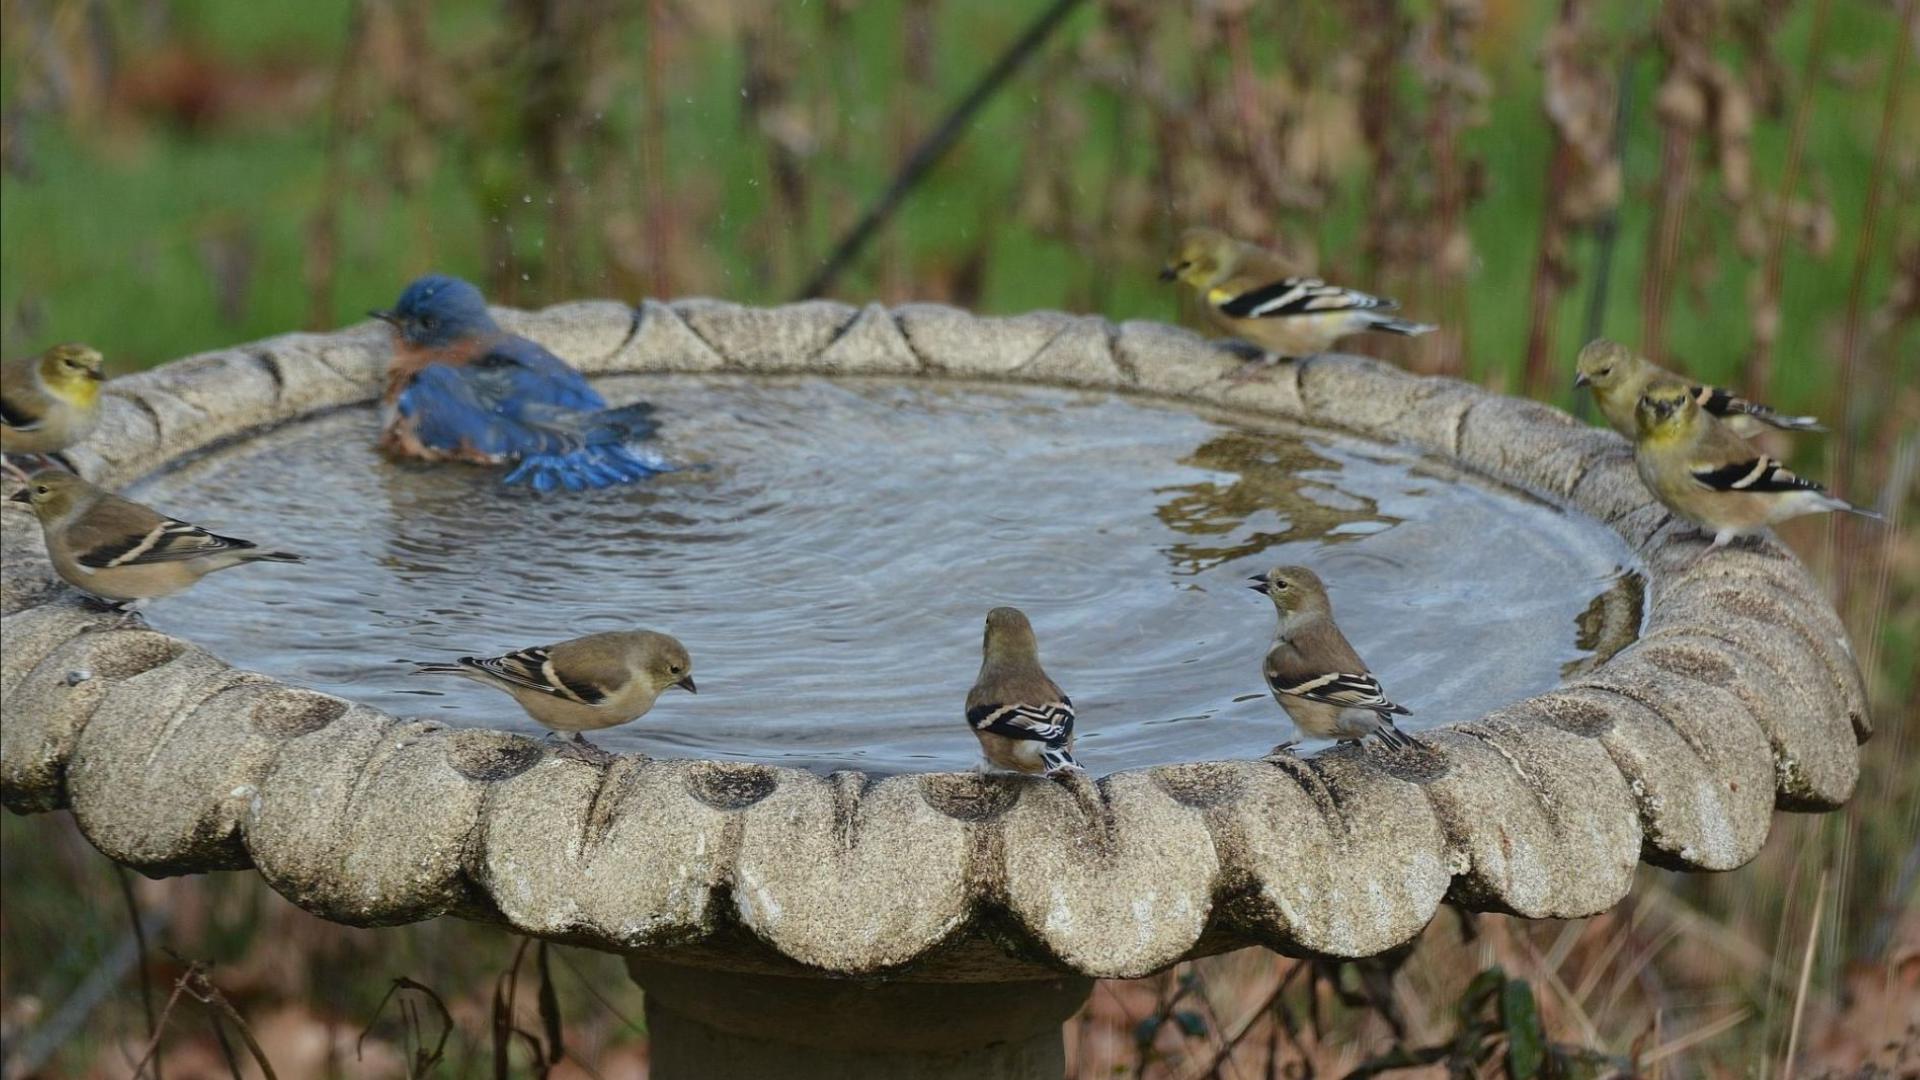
[9,472,303,609]
[373,274,669,492]
[2,343,106,483]
[965,607,1081,776]
[415,630,696,750]
[1632,381,1878,552]
[1161,228,1434,367]
[1250,565,1414,751]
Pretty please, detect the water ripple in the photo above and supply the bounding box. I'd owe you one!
[135,375,1637,774]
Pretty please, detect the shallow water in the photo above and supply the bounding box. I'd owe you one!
[135,375,1641,774]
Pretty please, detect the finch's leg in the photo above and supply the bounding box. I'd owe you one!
[556,732,615,765]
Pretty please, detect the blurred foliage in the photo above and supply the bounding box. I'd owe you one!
[2,0,1917,1077]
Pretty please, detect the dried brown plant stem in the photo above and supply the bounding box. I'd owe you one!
[303,0,371,331]
[1356,0,1408,283]
[1826,0,1913,605]
[640,0,674,298]
[1748,0,1832,401]
[1580,51,1637,354]
[129,963,278,1080]
[358,977,454,1076]
[1781,869,1828,1079]
[1421,1,1480,377]
[1221,9,1314,216]
[1523,0,1581,396]
[798,0,1090,299]
[115,865,162,1080]
[1176,961,1306,1080]
[1523,134,1578,396]
[127,970,194,1080]
[1642,3,1706,362]
[188,972,277,1080]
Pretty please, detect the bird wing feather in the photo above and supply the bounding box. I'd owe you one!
[1689,385,1819,430]
[392,336,625,460]
[1216,277,1397,320]
[1690,455,1827,495]
[465,645,613,705]
[1264,668,1408,714]
[1264,620,1409,715]
[966,698,1075,746]
[69,496,255,568]
[0,390,41,430]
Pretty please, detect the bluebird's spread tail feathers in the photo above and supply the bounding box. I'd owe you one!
[376,274,672,491]
[504,444,674,492]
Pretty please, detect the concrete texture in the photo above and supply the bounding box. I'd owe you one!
[630,960,1091,1078]
[0,302,1869,990]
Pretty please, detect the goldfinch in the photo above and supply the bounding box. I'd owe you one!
[1250,566,1413,751]
[9,472,304,607]
[415,630,695,747]
[1160,227,1434,361]
[1575,339,1822,439]
[1633,381,1879,551]
[965,607,1081,776]
[2,344,106,483]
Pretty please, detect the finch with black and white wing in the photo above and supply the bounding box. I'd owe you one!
[965,607,1081,776]
[9,472,303,609]
[2,343,106,483]
[1632,380,1878,552]
[1575,339,1822,439]
[416,630,696,749]
[1161,228,1434,366]
[1250,565,1414,752]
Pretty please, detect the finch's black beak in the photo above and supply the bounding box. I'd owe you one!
[675,675,697,694]
[1247,574,1269,594]
[1158,263,1184,283]
[369,310,399,326]
[8,487,31,503]
[1573,371,1591,388]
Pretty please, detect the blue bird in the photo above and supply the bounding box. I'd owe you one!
[371,274,668,491]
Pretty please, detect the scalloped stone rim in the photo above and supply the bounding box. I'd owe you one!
[0,300,1868,980]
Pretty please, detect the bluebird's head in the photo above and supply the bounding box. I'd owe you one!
[372,275,496,347]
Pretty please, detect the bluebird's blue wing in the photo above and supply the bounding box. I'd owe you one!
[397,365,576,459]
[478,336,607,411]
[395,338,670,491]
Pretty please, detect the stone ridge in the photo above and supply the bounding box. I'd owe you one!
[0,301,1868,980]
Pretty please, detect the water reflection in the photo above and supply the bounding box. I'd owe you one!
[1156,432,1402,573]
[134,375,1639,774]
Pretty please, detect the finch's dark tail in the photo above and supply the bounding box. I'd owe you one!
[1362,313,1437,337]
[1758,412,1826,433]
[1372,722,1416,750]
[1041,745,1082,775]
[241,549,305,564]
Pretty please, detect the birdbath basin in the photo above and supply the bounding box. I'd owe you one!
[0,299,1869,1079]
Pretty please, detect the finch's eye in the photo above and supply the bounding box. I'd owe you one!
[1598,367,1612,377]
[1273,580,1289,591]
[669,664,683,675]
[419,315,437,330]
[34,486,48,495]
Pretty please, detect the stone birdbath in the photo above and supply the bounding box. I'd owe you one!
[0,299,1869,1078]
